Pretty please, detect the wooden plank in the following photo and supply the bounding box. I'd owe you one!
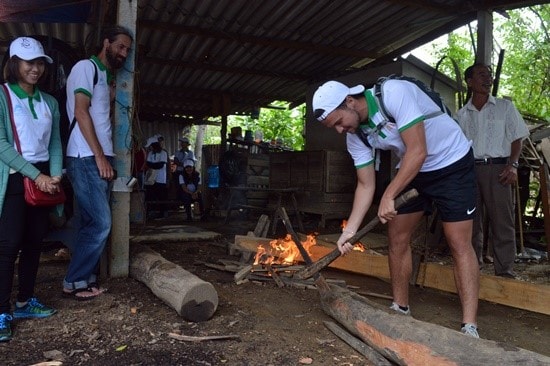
[539,163,550,256]
[538,138,550,164]
[246,175,270,186]
[247,154,270,167]
[305,151,324,192]
[234,235,550,315]
[298,192,354,203]
[325,151,357,193]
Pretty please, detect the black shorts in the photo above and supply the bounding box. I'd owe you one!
[397,149,476,222]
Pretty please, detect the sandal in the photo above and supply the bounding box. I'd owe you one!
[62,287,102,301]
[88,283,108,295]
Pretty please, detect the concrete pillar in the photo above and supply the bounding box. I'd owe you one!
[109,0,138,277]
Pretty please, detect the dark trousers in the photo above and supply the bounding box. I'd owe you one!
[473,164,516,274]
[145,183,168,216]
[180,191,204,220]
[0,173,50,313]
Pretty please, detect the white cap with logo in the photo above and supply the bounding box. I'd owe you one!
[312,81,365,121]
[9,37,53,64]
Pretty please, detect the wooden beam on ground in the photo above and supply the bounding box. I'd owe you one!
[323,321,392,366]
[130,244,218,321]
[234,235,550,315]
[318,283,550,365]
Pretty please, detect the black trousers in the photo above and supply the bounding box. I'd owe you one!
[0,172,50,313]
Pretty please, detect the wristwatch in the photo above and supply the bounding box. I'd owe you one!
[510,161,520,168]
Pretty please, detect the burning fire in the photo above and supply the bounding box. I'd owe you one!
[342,219,366,252]
[254,234,317,265]
[253,223,366,266]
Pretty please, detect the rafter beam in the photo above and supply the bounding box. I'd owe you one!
[139,84,291,103]
[138,20,379,59]
[142,56,308,80]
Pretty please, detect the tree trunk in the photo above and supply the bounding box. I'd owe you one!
[316,279,550,366]
[130,244,218,322]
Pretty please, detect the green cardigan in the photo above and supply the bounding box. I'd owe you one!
[0,84,63,211]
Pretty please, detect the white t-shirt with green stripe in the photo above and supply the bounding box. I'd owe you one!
[66,56,114,158]
[347,80,470,172]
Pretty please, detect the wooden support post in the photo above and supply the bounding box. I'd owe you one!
[539,164,550,257]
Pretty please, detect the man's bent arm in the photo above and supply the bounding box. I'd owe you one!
[379,123,427,223]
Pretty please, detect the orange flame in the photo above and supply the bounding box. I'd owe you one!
[341,220,366,251]
[254,234,317,265]
[353,243,366,252]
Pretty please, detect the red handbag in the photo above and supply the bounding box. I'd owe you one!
[2,84,66,206]
[22,176,66,206]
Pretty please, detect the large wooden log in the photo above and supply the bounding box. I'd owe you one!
[316,280,550,366]
[130,244,218,322]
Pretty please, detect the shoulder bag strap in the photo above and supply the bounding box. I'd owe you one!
[1,84,22,153]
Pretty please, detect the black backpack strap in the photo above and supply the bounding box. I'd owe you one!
[67,59,99,141]
[356,128,372,148]
[91,59,98,86]
[375,77,395,123]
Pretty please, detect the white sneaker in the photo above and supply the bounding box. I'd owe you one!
[461,323,479,338]
[389,302,411,315]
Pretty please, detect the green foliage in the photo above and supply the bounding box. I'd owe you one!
[199,101,306,150]
[428,5,549,120]
[498,6,550,119]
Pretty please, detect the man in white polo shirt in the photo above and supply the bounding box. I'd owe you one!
[63,26,133,300]
[457,63,529,278]
[313,79,480,338]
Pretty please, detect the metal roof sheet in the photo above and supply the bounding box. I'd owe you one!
[0,0,545,124]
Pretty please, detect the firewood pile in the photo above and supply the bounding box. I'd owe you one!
[202,258,348,290]
[200,215,392,302]
[199,213,343,289]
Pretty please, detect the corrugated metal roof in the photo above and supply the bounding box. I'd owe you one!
[0,0,545,125]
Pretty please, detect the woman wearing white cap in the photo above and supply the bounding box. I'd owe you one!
[0,37,61,342]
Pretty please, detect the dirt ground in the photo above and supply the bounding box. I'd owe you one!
[1,212,549,366]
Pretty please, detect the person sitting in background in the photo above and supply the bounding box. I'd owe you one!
[174,137,195,174]
[173,136,194,189]
[178,159,205,222]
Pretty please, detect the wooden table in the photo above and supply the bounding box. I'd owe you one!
[224,186,304,234]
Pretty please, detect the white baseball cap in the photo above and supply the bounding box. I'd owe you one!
[183,159,195,167]
[312,81,365,121]
[145,136,158,148]
[9,37,53,64]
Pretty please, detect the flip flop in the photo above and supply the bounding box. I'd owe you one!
[88,283,108,295]
[62,287,102,301]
